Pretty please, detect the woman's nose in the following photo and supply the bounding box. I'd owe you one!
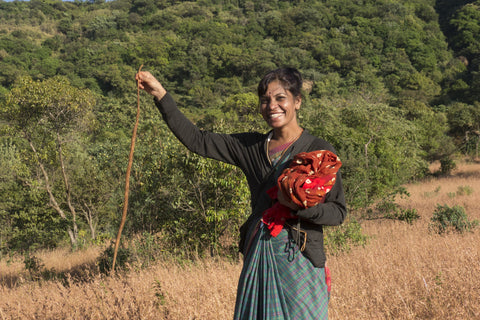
[265,99,276,109]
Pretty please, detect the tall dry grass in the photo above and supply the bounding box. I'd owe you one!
[1,257,241,319]
[329,160,480,320]
[1,160,479,319]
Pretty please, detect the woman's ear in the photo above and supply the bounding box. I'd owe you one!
[295,96,302,110]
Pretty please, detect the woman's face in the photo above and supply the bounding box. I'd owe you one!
[260,80,301,130]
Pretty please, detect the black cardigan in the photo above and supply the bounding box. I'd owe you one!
[155,93,347,267]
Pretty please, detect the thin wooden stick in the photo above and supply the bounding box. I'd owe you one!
[112,64,143,273]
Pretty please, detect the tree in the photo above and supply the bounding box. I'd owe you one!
[446,2,480,103]
[303,96,428,209]
[1,76,96,247]
[447,101,480,157]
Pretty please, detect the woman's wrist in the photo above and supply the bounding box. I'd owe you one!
[152,88,167,101]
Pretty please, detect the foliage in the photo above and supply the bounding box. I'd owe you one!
[447,1,480,103]
[367,187,420,224]
[0,139,66,251]
[1,76,97,249]
[439,157,457,175]
[23,253,45,279]
[0,0,479,257]
[98,244,132,274]
[429,204,479,234]
[446,101,480,158]
[131,232,164,268]
[389,208,421,224]
[158,148,250,258]
[324,217,368,255]
[456,185,474,196]
[304,97,430,209]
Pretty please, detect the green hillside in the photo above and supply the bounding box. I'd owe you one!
[0,0,479,256]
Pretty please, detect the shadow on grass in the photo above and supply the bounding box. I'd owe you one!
[454,169,480,179]
[0,260,100,289]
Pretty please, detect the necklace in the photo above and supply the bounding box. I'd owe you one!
[267,129,304,166]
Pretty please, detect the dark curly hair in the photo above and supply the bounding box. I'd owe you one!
[257,68,303,99]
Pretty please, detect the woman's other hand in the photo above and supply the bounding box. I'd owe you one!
[277,188,300,211]
[135,71,167,100]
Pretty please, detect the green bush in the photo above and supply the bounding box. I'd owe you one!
[387,208,421,224]
[23,252,56,281]
[132,232,164,268]
[423,186,441,198]
[23,253,44,276]
[367,187,420,224]
[456,185,473,196]
[324,218,368,255]
[439,158,456,175]
[97,244,132,275]
[429,204,478,234]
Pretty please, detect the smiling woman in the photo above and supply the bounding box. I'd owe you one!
[259,80,302,135]
[136,67,347,319]
[258,69,304,168]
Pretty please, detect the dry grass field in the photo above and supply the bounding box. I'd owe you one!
[1,160,480,319]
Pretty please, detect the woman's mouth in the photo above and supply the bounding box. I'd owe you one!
[269,113,283,119]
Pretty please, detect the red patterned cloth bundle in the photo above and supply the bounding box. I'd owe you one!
[262,150,342,237]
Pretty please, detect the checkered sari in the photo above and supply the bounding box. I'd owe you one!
[233,223,330,319]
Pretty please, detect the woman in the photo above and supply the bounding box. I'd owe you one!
[136,68,347,319]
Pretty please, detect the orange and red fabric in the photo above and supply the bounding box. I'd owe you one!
[262,150,342,237]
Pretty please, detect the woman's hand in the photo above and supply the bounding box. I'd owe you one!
[135,71,167,100]
[277,188,300,211]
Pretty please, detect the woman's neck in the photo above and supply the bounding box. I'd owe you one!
[270,125,303,144]
[268,126,303,150]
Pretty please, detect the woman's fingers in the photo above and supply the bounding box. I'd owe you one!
[135,71,167,99]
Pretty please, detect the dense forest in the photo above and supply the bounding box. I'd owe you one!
[0,0,479,258]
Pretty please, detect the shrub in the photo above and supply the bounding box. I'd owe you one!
[439,158,456,175]
[387,208,420,224]
[23,253,56,281]
[367,187,420,224]
[456,185,473,196]
[423,186,441,198]
[324,217,368,255]
[23,253,44,277]
[97,244,132,274]
[446,185,473,198]
[132,232,164,268]
[429,204,479,234]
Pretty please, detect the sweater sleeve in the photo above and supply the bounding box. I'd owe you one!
[155,92,245,166]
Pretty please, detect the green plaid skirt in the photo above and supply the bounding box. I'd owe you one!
[234,222,330,320]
